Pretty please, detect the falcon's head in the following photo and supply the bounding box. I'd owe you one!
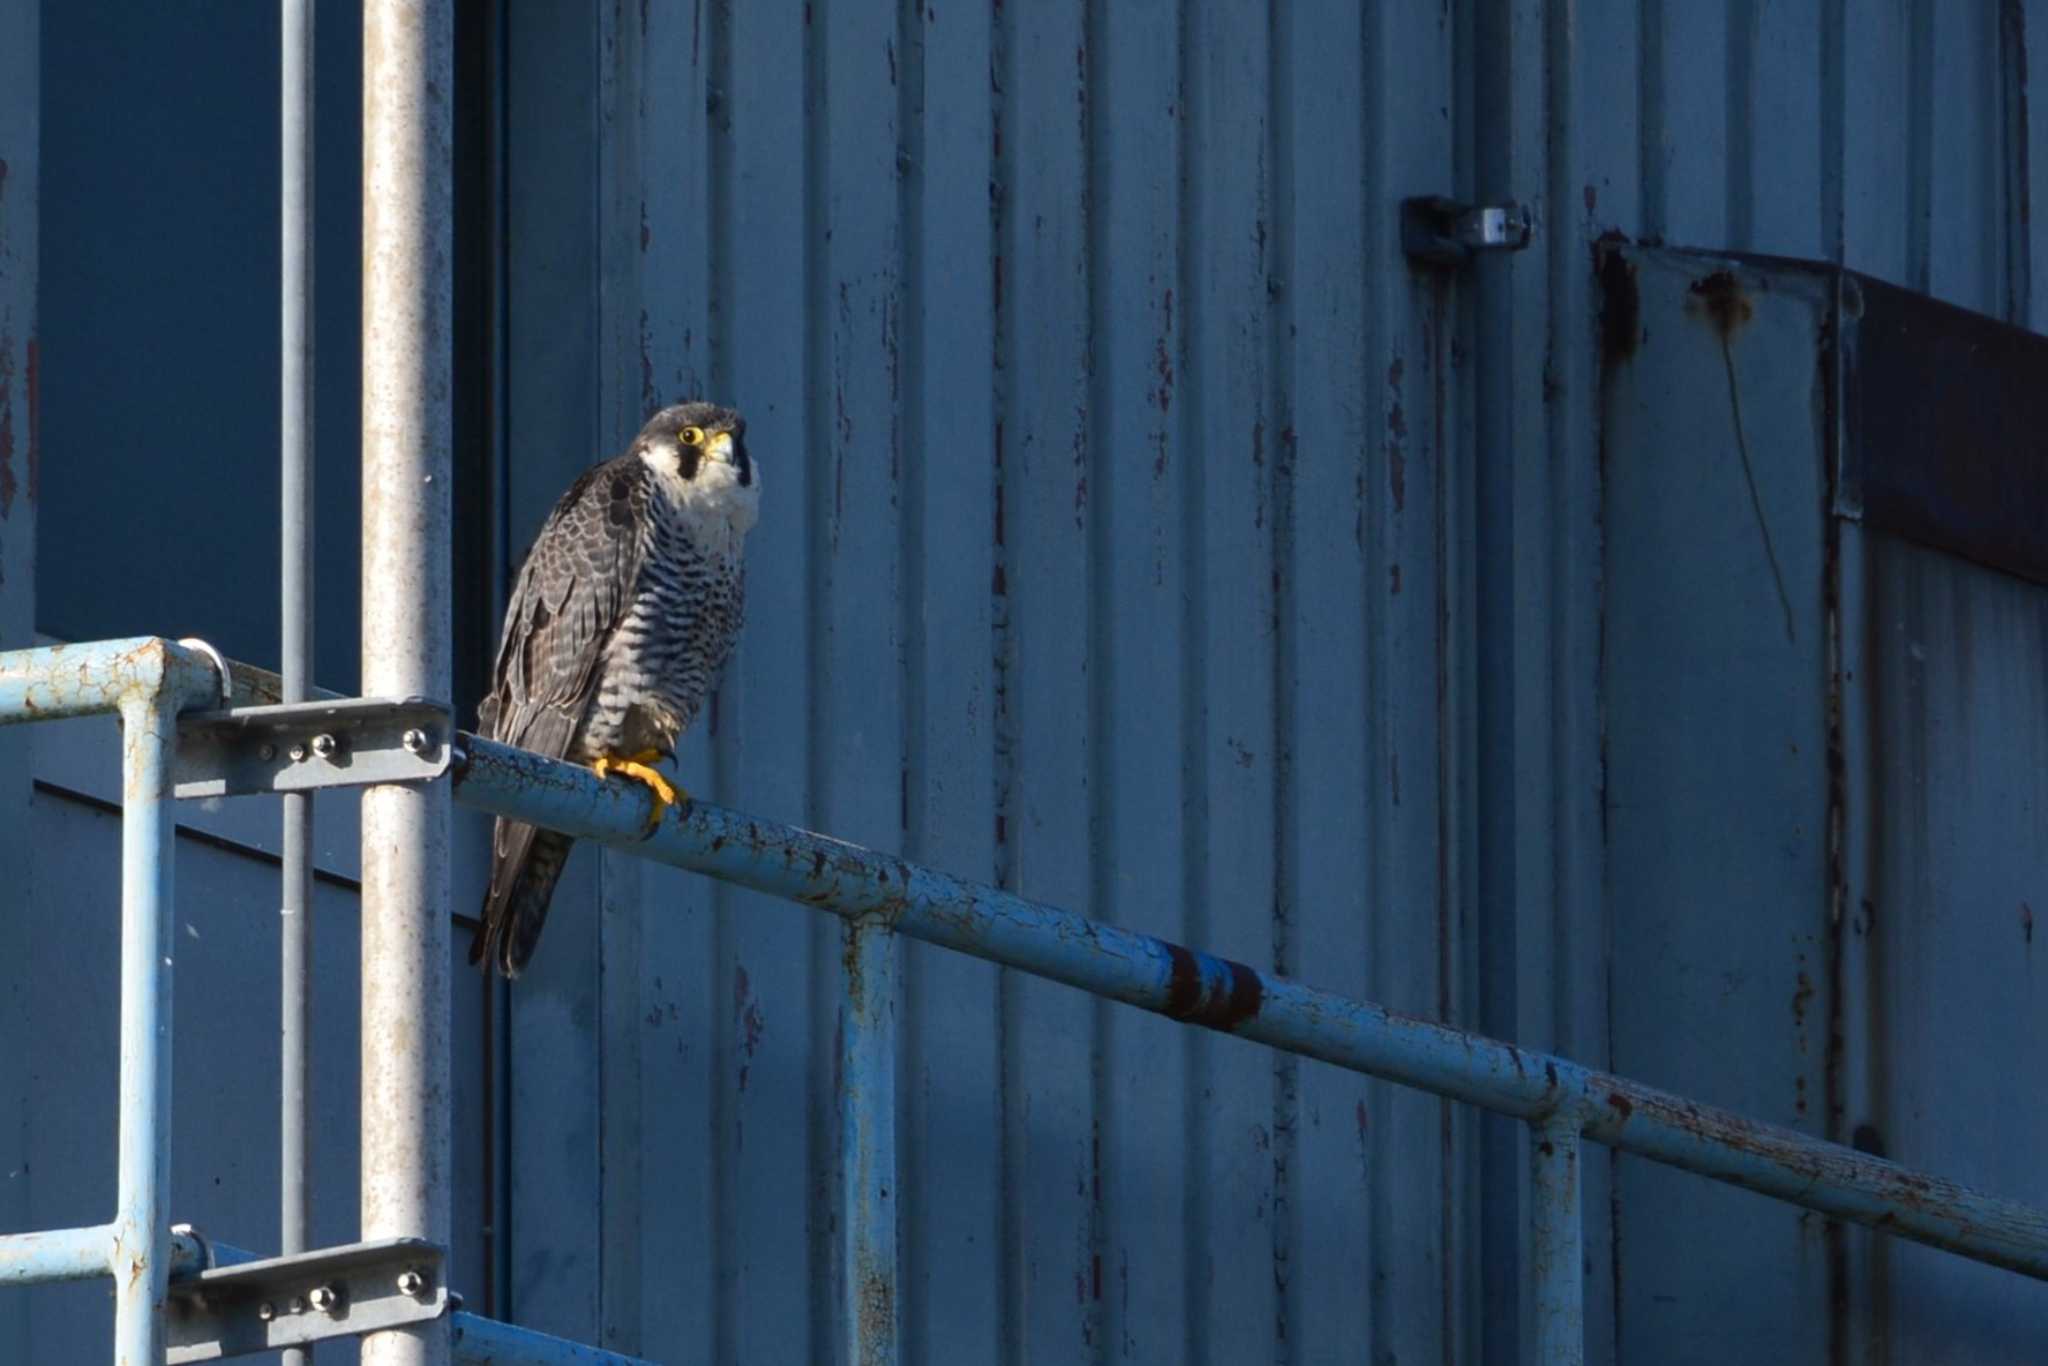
[635,401,760,534]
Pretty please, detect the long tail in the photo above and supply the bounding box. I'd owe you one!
[471,818,574,978]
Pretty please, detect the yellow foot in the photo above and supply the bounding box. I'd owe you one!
[591,752,690,832]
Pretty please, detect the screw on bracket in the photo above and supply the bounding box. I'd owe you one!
[256,1302,277,1322]
[396,1268,427,1298]
[401,728,430,755]
[309,733,340,759]
[307,1283,340,1313]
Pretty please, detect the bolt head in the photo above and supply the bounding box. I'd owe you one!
[288,743,307,763]
[310,733,338,758]
[396,1268,426,1297]
[287,1295,306,1314]
[256,1301,276,1322]
[258,742,277,762]
[402,727,430,754]
[308,1284,338,1311]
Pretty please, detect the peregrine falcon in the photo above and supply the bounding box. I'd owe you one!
[471,401,760,976]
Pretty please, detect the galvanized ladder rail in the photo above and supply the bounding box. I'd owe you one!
[0,638,655,1366]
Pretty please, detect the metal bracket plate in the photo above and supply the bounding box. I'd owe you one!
[1402,195,1535,266]
[174,696,453,799]
[166,1237,446,1361]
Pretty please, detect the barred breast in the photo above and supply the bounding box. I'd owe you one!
[579,482,746,763]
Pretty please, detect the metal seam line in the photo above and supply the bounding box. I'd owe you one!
[450,732,2048,1285]
[1529,1113,1585,1365]
[361,1,455,1363]
[280,8,317,1366]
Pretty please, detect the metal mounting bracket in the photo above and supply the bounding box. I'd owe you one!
[166,1236,447,1361]
[1402,195,1534,266]
[173,696,453,799]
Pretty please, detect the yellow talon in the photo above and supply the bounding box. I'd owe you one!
[591,752,689,831]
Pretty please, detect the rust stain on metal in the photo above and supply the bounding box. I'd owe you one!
[1160,942,1265,1031]
[23,336,36,502]
[853,1264,895,1363]
[1686,270,1755,338]
[1596,240,1641,362]
[1385,355,1407,512]
[1606,1091,1634,1122]
[733,964,764,1093]
[0,330,15,519]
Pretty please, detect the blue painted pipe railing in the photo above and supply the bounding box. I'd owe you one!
[0,639,225,1362]
[452,731,2048,1290]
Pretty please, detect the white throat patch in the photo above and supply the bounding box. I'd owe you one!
[639,435,761,550]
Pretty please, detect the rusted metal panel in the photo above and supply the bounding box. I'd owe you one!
[1601,248,1836,1362]
[1842,273,2048,586]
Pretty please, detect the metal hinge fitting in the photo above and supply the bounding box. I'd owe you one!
[1402,196,1535,266]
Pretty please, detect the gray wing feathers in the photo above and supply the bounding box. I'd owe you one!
[473,458,650,975]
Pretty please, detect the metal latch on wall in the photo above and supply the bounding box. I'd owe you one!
[1402,196,1535,266]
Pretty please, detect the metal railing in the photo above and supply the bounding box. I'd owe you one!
[5,635,2048,1362]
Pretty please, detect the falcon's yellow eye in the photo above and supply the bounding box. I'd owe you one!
[680,425,706,446]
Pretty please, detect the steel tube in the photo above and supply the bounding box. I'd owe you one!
[280,10,317,1366]
[451,733,2048,1283]
[0,637,218,725]
[361,2,454,1363]
[841,922,901,1366]
[110,688,186,1364]
[1529,1115,1584,1365]
[0,1224,116,1285]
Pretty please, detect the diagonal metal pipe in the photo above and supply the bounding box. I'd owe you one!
[451,731,2048,1293]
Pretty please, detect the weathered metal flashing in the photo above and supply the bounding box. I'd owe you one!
[1598,240,2048,587]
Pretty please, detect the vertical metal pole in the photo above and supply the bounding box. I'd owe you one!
[1529,1113,1585,1366]
[109,691,182,1366]
[362,2,453,1363]
[279,9,317,1366]
[841,921,900,1366]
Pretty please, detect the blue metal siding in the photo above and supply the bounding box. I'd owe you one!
[537,3,1465,1361]
[0,0,36,1350]
[33,0,367,696]
[1844,533,2048,1360]
[1599,251,1837,1360]
[0,1,2043,1363]
[14,790,492,1365]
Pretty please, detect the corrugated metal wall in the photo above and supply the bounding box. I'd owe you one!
[488,3,2048,1363]
[4,1,2048,1363]
[506,3,1470,1360]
